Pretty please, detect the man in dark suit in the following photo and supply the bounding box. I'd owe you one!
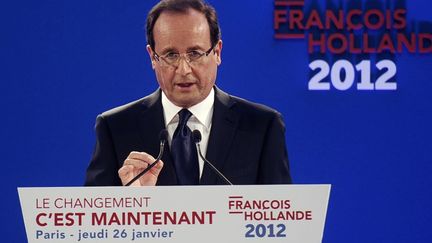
[85,0,291,186]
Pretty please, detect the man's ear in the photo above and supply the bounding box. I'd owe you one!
[215,40,223,65]
[146,44,156,69]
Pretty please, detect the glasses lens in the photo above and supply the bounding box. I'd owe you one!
[156,48,212,68]
[187,51,204,62]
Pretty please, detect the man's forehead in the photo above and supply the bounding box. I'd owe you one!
[154,9,209,34]
[153,9,211,51]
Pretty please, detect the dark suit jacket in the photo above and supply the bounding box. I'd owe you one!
[85,87,291,186]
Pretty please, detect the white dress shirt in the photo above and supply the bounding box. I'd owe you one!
[161,88,214,178]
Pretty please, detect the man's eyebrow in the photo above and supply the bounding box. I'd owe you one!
[186,45,206,52]
[158,45,206,54]
[159,47,177,54]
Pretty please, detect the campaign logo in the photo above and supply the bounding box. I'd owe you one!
[274,0,432,91]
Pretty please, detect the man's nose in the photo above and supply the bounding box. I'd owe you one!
[175,57,192,76]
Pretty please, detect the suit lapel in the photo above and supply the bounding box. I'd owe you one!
[200,87,239,185]
[137,89,178,185]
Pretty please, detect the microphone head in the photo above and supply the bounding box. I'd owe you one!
[192,130,202,143]
[159,129,169,143]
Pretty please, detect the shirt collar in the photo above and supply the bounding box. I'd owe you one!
[161,88,214,129]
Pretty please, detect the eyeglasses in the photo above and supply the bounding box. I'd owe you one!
[153,46,215,68]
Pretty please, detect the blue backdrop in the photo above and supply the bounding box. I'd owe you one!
[1,0,431,242]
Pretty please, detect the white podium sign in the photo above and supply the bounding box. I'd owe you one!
[18,185,330,243]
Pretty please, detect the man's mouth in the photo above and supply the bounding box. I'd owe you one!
[176,83,195,88]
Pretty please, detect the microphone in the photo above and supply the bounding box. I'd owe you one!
[125,129,168,186]
[192,130,233,185]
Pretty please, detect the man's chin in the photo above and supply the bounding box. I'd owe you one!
[171,95,201,108]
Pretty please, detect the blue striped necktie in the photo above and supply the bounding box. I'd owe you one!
[171,109,199,185]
